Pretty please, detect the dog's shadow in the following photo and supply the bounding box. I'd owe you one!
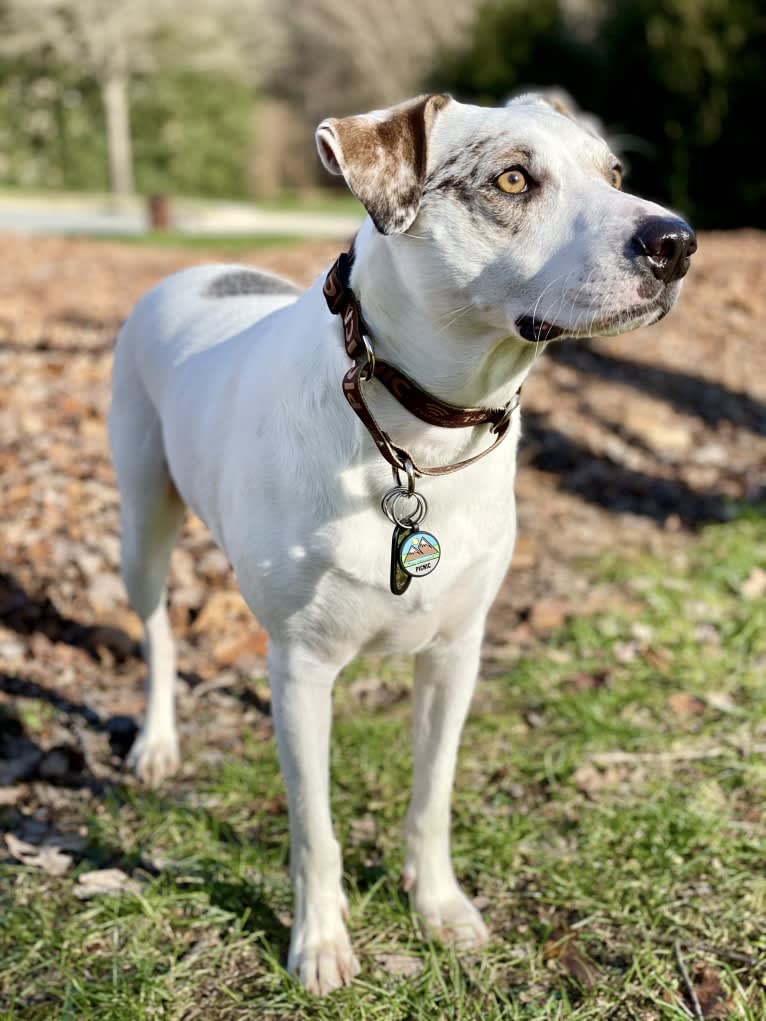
[0,569,140,666]
[521,341,766,525]
[207,876,291,951]
[548,341,766,436]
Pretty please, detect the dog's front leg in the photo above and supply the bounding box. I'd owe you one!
[269,644,360,994]
[404,629,489,949]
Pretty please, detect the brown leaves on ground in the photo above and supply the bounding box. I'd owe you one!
[528,599,571,634]
[543,929,600,989]
[566,669,613,692]
[4,832,72,875]
[374,953,424,979]
[572,761,645,800]
[741,566,766,599]
[669,692,707,717]
[664,960,735,1019]
[688,963,735,1019]
[74,867,142,899]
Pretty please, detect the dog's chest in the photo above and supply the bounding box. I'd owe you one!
[317,469,517,653]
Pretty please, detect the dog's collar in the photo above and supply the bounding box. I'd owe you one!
[323,252,520,478]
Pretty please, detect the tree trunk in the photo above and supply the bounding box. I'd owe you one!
[101,72,134,195]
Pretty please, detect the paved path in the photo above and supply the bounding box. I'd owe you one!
[0,194,362,239]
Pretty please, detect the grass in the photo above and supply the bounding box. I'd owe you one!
[2,511,765,1019]
[69,233,314,252]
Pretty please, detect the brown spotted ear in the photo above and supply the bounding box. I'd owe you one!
[540,91,578,120]
[316,94,450,235]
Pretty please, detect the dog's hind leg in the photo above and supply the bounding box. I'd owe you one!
[268,642,360,994]
[109,346,185,786]
[403,628,490,949]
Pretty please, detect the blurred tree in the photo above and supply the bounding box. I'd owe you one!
[428,0,594,105]
[597,0,765,226]
[427,0,766,227]
[248,0,482,192]
[263,0,481,133]
[1,0,253,195]
[132,70,253,199]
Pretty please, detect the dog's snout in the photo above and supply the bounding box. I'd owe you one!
[633,217,697,283]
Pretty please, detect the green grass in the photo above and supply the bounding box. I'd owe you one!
[2,512,765,1019]
[69,233,313,253]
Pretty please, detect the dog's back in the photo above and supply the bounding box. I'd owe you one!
[113,264,301,418]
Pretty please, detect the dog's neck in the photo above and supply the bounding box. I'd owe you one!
[348,222,543,411]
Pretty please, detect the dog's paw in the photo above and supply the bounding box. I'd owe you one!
[288,918,360,995]
[127,731,179,787]
[405,872,489,949]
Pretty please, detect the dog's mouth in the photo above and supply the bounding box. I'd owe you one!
[516,302,668,344]
[515,316,567,342]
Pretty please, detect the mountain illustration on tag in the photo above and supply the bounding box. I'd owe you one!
[399,531,441,577]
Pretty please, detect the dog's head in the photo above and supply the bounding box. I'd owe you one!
[317,94,696,344]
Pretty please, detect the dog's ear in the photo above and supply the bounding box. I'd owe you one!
[316,93,450,235]
[537,88,581,122]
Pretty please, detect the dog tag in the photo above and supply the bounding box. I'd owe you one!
[390,524,414,595]
[398,530,441,578]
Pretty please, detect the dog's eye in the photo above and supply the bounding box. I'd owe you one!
[496,168,529,194]
[610,166,623,189]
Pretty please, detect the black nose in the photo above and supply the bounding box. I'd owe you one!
[633,217,697,283]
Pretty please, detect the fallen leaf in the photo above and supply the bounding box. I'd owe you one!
[690,962,734,1019]
[529,600,570,633]
[567,670,612,692]
[0,786,25,805]
[543,930,600,988]
[670,692,706,717]
[349,676,407,708]
[511,536,538,569]
[741,566,766,599]
[572,763,627,799]
[523,709,545,729]
[212,630,268,665]
[349,815,377,845]
[703,691,737,714]
[192,591,252,633]
[644,646,673,669]
[624,408,692,454]
[573,764,604,798]
[74,867,141,899]
[253,794,286,816]
[374,953,424,978]
[613,640,640,664]
[4,833,72,876]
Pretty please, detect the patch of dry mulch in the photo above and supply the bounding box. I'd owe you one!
[0,230,764,814]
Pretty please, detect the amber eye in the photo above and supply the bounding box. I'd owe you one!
[496,168,529,194]
[610,166,623,189]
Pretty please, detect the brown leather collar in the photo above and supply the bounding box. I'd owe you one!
[323,252,520,478]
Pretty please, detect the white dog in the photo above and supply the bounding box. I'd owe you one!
[109,93,696,994]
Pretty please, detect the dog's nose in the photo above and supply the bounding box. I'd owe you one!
[633,217,697,283]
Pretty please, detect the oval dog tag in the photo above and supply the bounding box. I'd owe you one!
[399,531,441,577]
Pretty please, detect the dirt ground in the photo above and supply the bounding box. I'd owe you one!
[1,229,765,799]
